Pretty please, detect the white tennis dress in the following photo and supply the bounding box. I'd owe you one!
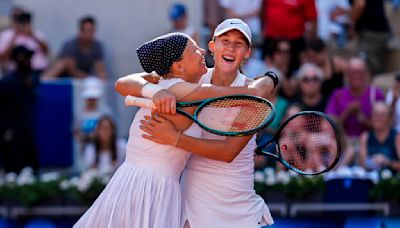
[74,78,201,228]
[182,69,274,228]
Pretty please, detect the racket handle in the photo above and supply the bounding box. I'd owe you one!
[125,95,156,108]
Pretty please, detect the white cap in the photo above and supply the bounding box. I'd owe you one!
[82,76,104,99]
[213,18,252,45]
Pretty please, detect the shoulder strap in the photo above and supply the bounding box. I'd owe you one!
[370,86,376,105]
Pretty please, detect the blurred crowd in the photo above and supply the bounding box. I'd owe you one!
[1,0,400,176]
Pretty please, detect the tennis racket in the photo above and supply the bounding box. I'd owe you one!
[125,94,275,136]
[256,111,340,175]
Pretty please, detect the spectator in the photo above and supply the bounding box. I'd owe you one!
[82,115,125,173]
[255,102,298,170]
[0,45,39,173]
[0,8,49,75]
[219,0,262,44]
[316,0,350,48]
[386,74,400,132]
[359,102,400,172]
[293,63,327,112]
[202,0,225,67]
[244,39,295,99]
[75,77,113,151]
[325,57,385,153]
[261,0,317,76]
[350,0,390,74]
[304,38,348,97]
[169,2,200,45]
[43,16,106,80]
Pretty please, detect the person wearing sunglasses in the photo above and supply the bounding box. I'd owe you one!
[293,63,327,112]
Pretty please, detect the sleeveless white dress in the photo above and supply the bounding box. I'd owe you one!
[74,78,201,228]
[182,69,274,228]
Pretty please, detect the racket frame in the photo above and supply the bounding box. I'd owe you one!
[256,111,341,175]
[174,94,276,136]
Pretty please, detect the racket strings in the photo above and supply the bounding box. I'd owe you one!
[279,113,338,174]
[197,98,273,133]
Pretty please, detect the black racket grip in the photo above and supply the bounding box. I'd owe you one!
[264,71,279,89]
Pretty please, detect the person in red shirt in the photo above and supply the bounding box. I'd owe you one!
[261,0,317,78]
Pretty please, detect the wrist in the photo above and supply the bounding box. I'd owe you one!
[173,130,182,146]
[264,71,279,89]
[141,82,164,98]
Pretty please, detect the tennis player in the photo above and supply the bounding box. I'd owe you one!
[76,32,273,227]
[116,19,275,227]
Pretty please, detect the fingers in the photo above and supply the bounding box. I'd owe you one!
[142,134,157,143]
[145,115,166,124]
[171,101,176,115]
[142,116,161,127]
[152,114,168,123]
[139,122,153,134]
[152,91,177,114]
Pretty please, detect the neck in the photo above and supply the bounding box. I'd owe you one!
[375,127,390,138]
[99,140,111,150]
[303,93,321,106]
[79,39,91,47]
[211,67,238,86]
[350,86,365,96]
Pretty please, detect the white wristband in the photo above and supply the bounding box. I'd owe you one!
[141,83,164,98]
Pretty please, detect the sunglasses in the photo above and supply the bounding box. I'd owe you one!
[301,77,320,83]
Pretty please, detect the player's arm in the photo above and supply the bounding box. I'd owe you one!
[174,74,274,102]
[115,71,274,98]
[114,72,155,97]
[140,115,251,162]
[359,132,368,169]
[115,72,275,112]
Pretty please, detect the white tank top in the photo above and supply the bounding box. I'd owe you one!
[182,68,274,227]
[125,78,201,180]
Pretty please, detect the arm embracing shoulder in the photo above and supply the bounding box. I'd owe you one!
[176,134,253,162]
[169,75,275,101]
[115,72,160,97]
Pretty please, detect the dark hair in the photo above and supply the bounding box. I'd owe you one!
[94,115,117,165]
[305,38,326,53]
[14,12,31,24]
[263,39,290,59]
[79,16,96,28]
[396,73,400,82]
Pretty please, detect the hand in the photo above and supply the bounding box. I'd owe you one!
[330,7,346,21]
[371,154,390,167]
[143,74,160,84]
[139,115,180,145]
[346,102,361,115]
[152,90,177,114]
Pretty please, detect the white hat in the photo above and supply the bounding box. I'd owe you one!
[82,77,104,99]
[213,18,252,45]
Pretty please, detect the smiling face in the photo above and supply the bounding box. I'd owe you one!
[372,102,390,131]
[208,29,251,74]
[346,58,369,91]
[172,38,207,83]
[299,68,322,96]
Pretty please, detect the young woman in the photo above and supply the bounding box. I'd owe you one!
[116,19,275,227]
[82,115,125,173]
[76,32,273,227]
